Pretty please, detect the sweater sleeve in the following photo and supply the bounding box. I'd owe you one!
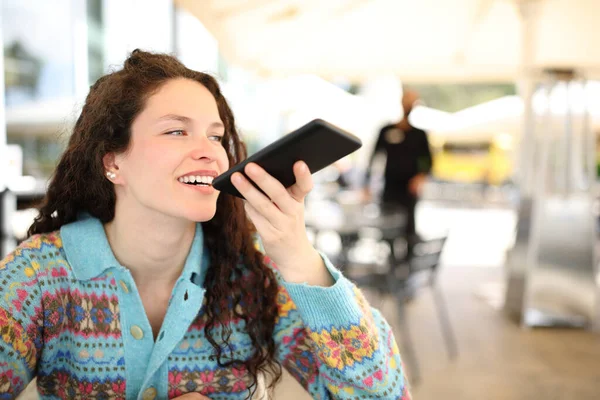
[268,254,411,399]
[0,238,45,399]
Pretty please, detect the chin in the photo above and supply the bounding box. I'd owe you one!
[185,207,217,222]
[171,194,221,222]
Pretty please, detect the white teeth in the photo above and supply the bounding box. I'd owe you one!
[178,175,215,185]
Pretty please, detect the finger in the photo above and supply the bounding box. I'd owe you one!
[288,161,313,202]
[244,200,279,238]
[244,163,297,214]
[231,172,282,227]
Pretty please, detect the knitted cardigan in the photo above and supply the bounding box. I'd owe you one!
[0,215,410,399]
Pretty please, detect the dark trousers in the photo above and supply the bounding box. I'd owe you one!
[383,188,417,236]
[383,188,419,261]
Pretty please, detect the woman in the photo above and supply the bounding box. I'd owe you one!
[0,50,410,400]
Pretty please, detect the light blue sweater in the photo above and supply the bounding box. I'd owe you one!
[0,215,410,399]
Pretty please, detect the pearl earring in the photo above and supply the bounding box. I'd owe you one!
[106,171,116,180]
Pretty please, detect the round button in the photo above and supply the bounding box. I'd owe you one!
[119,280,129,293]
[130,325,144,340]
[142,387,157,400]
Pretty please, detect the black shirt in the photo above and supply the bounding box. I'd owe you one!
[365,124,432,197]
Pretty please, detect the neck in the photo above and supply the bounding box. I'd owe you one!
[104,199,196,290]
[397,112,412,130]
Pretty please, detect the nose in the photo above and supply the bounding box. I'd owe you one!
[190,135,218,161]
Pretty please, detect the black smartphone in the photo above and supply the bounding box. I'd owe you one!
[212,118,362,199]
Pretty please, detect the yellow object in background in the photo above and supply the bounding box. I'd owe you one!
[432,139,512,185]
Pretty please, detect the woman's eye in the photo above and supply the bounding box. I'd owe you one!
[209,135,224,142]
[166,130,185,136]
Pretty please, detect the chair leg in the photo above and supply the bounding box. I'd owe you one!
[388,279,421,386]
[431,283,459,360]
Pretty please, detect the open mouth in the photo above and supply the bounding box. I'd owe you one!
[178,176,214,187]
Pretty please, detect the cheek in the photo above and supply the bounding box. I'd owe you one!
[218,148,230,172]
[127,141,176,178]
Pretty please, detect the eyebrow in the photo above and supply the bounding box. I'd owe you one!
[157,114,224,129]
[157,114,192,123]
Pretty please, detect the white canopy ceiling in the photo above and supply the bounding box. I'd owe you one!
[177,0,600,83]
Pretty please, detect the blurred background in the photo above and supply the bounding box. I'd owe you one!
[1,0,600,399]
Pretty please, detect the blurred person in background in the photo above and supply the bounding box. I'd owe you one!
[363,89,432,241]
[0,50,410,400]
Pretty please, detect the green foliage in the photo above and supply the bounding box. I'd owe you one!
[408,83,516,112]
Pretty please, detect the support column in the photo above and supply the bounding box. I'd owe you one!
[0,4,14,259]
[515,0,543,196]
[1,2,6,149]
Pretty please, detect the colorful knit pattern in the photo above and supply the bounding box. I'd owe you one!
[0,226,410,399]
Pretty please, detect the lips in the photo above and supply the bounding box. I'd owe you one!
[178,169,218,179]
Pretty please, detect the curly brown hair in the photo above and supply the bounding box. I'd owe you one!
[28,49,282,398]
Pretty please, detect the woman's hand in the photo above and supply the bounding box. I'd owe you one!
[231,161,332,286]
[172,393,211,399]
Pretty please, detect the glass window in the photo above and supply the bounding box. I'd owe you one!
[7,133,67,178]
[2,0,77,106]
[87,0,105,84]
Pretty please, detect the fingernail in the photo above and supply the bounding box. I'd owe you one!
[232,173,243,184]
[246,163,259,175]
[300,162,308,172]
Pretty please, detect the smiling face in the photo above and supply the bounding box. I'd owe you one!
[110,78,230,222]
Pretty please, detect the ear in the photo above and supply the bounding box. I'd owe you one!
[102,153,124,184]
[102,153,116,172]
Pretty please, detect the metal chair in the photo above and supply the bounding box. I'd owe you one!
[347,234,458,385]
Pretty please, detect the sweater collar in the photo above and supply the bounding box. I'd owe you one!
[60,213,206,285]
